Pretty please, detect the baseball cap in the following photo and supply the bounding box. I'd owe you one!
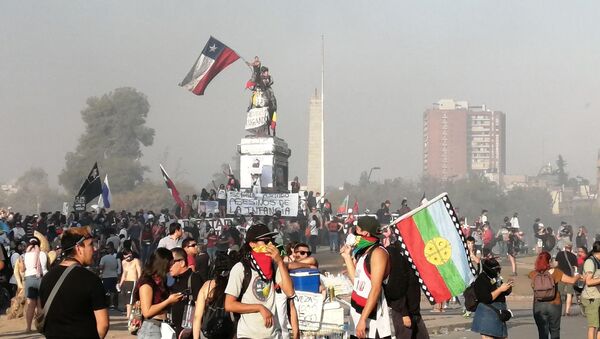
[357,216,381,236]
[245,223,278,243]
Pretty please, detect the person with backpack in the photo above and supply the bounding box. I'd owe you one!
[193,252,235,339]
[341,216,391,339]
[470,255,513,339]
[528,251,580,339]
[384,228,429,339]
[224,223,295,339]
[581,241,600,339]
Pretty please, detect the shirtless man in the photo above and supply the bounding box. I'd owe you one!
[118,248,141,318]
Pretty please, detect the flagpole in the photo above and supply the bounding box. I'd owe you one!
[320,34,325,195]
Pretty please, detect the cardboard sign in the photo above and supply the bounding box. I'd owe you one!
[294,291,324,331]
[226,192,299,216]
[245,107,269,131]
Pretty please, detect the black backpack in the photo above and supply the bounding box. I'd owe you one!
[463,281,478,312]
[201,287,234,339]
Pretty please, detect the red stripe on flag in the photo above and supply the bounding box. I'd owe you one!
[396,217,452,301]
[193,48,240,95]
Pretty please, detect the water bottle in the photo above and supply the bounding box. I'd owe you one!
[181,301,194,329]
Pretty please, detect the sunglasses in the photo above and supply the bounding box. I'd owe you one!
[170,258,185,266]
[186,243,197,248]
[297,250,311,256]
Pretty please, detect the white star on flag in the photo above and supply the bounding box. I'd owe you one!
[209,44,217,52]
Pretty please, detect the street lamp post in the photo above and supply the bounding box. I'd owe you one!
[368,166,381,183]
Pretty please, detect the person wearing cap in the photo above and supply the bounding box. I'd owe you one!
[224,223,295,339]
[39,226,109,338]
[341,216,391,339]
[471,255,514,339]
[555,240,578,316]
[21,236,48,332]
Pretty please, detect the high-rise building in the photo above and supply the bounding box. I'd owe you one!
[306,90,323,193]
[423,99,506,181]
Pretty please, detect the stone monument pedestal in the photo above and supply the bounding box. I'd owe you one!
[238,136,291,193]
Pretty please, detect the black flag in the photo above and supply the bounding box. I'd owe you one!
[76,162,102,205]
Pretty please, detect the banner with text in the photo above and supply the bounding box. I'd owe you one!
[227,192,299,217]
[245,107,269,132]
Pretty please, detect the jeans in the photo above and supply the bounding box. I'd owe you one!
[533,302,561,339]
[309,235,318,254]
[329,232,339,251]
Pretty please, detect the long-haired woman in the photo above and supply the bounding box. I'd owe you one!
[135,248,183,338]
[192,252,235,339]
[528,251,580,339]
[21,236,48,332]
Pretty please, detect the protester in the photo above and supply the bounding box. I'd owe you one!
[308,214,320,254]
[577,226,589,250]
[529,251,580,339]
[288,243,319,270]
[582,241,600,339]
[118,248,141,319]
[22,236,48,332]
[224,223,295,339]
[39,227,109,339]
[135,247,183,338]
[506,227,522,276]
[471,255,513,339]
[99,243,121,309]
[182,238,199,272]
[192,252,235,339]
[327,216,343,252]
[157,222,183,250]
[555,241,578,316]
[195,244,210,283]
[169,247,204,338]
[385,228,429,339]
[341,216,391,339]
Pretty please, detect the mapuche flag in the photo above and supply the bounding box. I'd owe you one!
[159,164,184,210]
[76,162,102,205]
[391,193,476,303]
[179,36,240,95]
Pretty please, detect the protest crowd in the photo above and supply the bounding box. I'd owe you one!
[1,189,600,339]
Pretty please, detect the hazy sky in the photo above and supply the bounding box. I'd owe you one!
[2,1,600,190]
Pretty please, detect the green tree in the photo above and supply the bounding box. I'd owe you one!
[59,87,154,196]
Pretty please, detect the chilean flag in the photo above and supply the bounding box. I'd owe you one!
[160,164,185,209]
[179,36,240,95]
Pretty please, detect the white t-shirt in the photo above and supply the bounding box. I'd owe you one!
[99,254,120,279]
[309,220,319,236]
[217,189,227,200]
[23,251,48,277]
[225,262,283,339]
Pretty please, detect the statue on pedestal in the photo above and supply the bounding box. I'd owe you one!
[245,56,278,136]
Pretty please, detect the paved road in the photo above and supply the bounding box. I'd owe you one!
[432,312,588,338]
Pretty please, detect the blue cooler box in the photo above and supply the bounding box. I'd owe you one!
[290,269,320,293]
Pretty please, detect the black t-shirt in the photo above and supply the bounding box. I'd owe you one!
[195,253,210,282]
[556,250,578,277]
[170,269,204,336]
[39,264,108,339]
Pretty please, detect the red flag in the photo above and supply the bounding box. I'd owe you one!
[179,36,240,95]
[353,199,359,214]
[159,164,184,209]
